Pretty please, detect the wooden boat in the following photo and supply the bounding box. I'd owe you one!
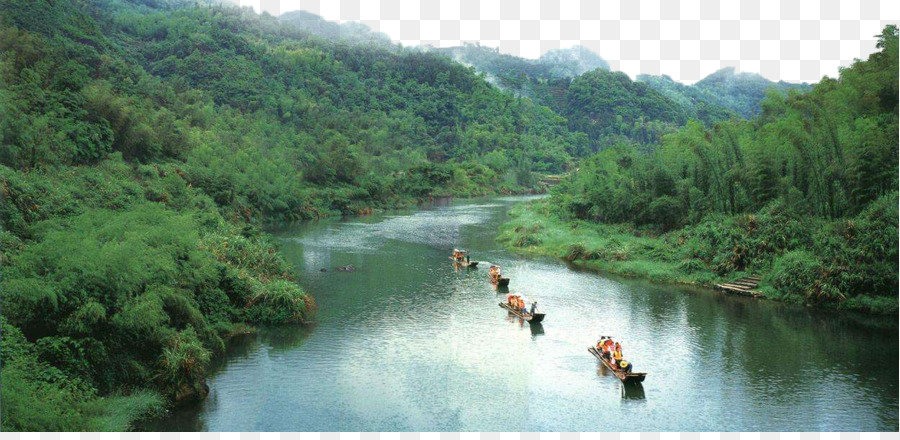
[490,275,510,286]
[488,265,509,286]
[588,347,646,384]
[451,258,478,267]
[499,302,545,323]
[449,249,477,267]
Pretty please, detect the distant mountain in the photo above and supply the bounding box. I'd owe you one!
[278,11,807,144]
[279,10,393,47]
[275,11,802,123]
[638,67,811,119]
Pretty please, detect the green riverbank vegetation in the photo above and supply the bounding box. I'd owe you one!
[500,26,899,315]
[0,0,581,430]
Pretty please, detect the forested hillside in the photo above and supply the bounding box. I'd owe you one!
[0,0,588,430]
[638,68,811,120]
[435,44,808,148]
[501,25,899,314]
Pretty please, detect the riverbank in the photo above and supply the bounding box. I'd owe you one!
[497,198,898,315]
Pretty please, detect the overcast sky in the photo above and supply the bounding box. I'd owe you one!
[236,0,896,84]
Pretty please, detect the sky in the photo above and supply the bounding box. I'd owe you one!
[235,0,897,84]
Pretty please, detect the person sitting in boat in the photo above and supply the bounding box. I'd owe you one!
[613,346,624,367]
[603,338,614,360]
[513,295,525,313]
[489,265,501,281]
[618,359,633,374]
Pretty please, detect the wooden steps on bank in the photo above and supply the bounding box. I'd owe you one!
[714,275,763,298]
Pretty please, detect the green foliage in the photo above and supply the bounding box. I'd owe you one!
[557,27,898,231]
[564,69,687,145]
[638,68,810,121]
[82,390,167,432]
[0,157,315,429]
[503,190,898,313]
[0,317,166,431]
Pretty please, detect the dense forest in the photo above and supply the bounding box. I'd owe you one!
[0,0,895,431]
[434,43,808,150]
[500,25,898,314]
[0,0,593,430]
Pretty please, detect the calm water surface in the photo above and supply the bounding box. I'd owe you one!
[153,197,898,431]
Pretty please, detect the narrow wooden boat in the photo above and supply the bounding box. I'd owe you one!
[490,276,510,286]
[499,302,545,323]
[450,257,478,267]
[588,347,646,384]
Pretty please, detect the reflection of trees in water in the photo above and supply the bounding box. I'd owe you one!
[212,333,258,369]
[261,325,316,352]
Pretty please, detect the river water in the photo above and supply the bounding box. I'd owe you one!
[153,197,898,431]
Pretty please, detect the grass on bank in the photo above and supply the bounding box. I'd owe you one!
[498,197,898,314]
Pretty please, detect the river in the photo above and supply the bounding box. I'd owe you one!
[152,196,898,431]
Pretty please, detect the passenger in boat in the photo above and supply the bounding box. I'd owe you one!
[619,360,633,374]
[603,338,614,360]
[530,301,537,315]
[613,347,623,366]
[596,337,607,351]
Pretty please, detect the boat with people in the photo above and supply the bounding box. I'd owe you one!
[488,265,510,286]
[500,294,545,323]
[449,248,478,267]
[588,337,646,384]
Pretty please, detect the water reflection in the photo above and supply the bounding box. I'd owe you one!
[597,365,616,380]
[529,323,545,337]
[620,383,646,400]
[265,326,314,352]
